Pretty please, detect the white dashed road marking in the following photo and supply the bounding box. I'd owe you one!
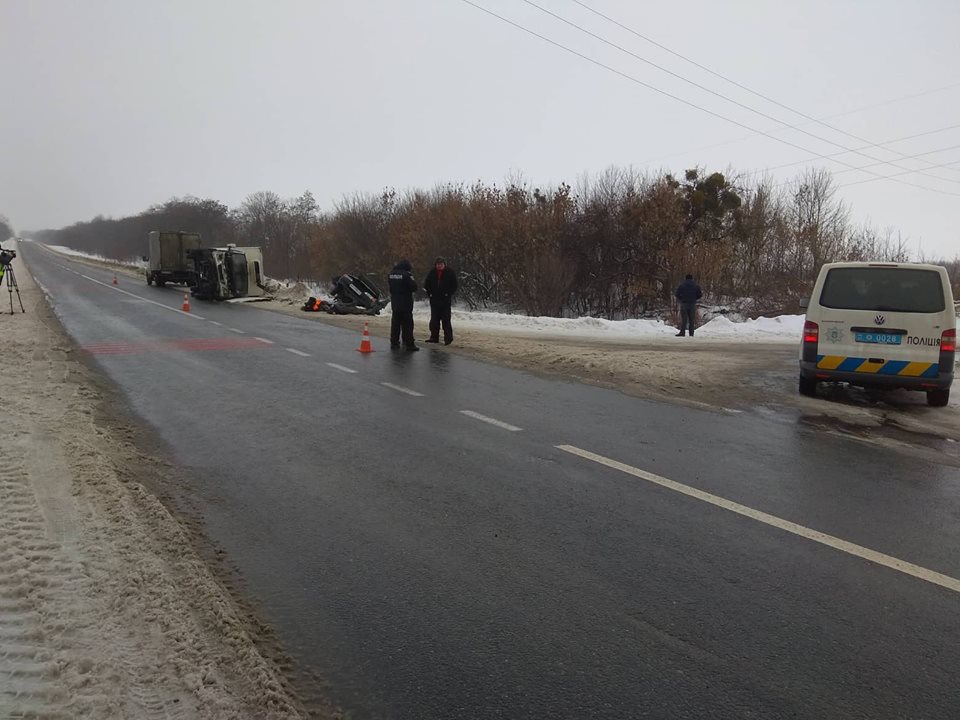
[459,410,522,432]
[227,327,246,334]
[254,337,274,344]
[208,320,223,326]
[380,382,424,397]
[326,363,357,374]
[286,348,311,357]
[77,273,206,320]
[557,445,960,595]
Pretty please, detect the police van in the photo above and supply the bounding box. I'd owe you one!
[799,262,956,407]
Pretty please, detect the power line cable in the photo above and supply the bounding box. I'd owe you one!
[838,159,960,189]
[765,156,960,194]
[763,152,960,194]
[746,133,960,179]
[459,0,960,197]
[638,91,960,166]
[524,0,960,184]
[571,0,960,180]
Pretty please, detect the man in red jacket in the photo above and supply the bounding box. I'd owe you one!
[423,256,458,345]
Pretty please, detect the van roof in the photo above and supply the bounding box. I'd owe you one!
[820,261,949,273]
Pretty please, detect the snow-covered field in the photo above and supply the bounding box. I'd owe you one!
[277,280,805,342]
[430,308,804,340]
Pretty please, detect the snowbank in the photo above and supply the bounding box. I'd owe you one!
[49,244,145,268]
[41,244,805,342]
[696,314,805,338]
[403,307,804,342]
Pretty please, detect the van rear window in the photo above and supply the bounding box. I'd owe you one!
[819,267,945,313]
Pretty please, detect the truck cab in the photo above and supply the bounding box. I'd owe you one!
[187,245,255,300]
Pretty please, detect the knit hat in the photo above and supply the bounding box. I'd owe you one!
[434,256,446,265]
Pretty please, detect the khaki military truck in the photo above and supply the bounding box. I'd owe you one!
[145,230,201,287]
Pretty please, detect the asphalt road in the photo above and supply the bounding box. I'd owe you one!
[21,243,960,719]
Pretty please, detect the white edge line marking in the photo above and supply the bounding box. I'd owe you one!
[287,348,311,357]
[556,444,960,595]
[208,320,223,326]
[459,410,522,432]
[77,272,206,320]
[326,362,357,374]
[227,327,246,334]
[254,337,274,344]
[380,382,424,397]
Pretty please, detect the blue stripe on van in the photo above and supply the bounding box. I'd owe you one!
[837,357,866,372]
[922,364,940,378]
[877,360,909,375]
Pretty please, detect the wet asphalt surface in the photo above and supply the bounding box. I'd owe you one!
[22,244,960,719]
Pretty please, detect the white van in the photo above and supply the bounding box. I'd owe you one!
[799,262,956,406]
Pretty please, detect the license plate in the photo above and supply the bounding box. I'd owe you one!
[855,331,902,345]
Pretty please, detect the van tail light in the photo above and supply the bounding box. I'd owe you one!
[940,329,956,375]
[942,329,956,354]
[802,320,819,362]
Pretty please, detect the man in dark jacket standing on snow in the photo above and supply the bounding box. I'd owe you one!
[675,274,703,337]
[388,259,419,351]
[423,256,458,345]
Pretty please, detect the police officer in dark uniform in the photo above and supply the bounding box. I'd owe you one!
[388,259,419,350]
[675,273,703,337]
[423,256,458,345]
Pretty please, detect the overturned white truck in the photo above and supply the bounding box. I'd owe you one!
[186,244,267,301]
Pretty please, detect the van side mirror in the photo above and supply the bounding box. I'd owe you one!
[799,297,809,311]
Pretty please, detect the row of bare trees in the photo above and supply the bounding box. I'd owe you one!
[25,191,319,281]
[26,166,956,318]
[311,167,927,317]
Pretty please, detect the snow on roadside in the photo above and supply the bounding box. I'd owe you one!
[404,307,805,342]
[3,240,306,719]
[48,244,145,268]
[40,243,804,342]
[693,314,805,339]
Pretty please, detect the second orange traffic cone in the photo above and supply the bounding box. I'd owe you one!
[357,321,374,353]
[182,292,191,312]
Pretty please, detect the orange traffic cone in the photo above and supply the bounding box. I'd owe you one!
[182,292,191,312]
[357,321,374,353]
[112,274,118,285]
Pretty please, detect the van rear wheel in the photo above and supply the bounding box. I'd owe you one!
[799,374,817,397]
[927,389,950,407]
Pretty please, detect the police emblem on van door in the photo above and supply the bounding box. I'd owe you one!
[825,327,844,343]
[874,314,885,325]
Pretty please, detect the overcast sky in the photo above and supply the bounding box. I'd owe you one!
[2,0,959,257]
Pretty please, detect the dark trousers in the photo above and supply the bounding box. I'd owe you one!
[391,310,415,347]
[429,300,453,342]
[679,303,697,335]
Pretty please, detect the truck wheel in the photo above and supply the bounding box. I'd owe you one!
[927,389,950,407]
[799,374,817,397]
[156,278,166,287]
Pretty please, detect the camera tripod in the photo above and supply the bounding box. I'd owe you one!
[0,262,25,314]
